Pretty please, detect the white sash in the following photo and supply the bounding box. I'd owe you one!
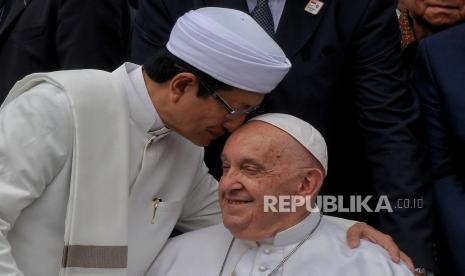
[3,70,130,276]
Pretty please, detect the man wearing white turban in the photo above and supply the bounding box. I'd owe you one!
[149,113,413,276]
[0,7,290,276]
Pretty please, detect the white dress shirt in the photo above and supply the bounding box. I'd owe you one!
[150,213,413,276]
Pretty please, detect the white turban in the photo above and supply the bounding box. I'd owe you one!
[166,7,291,94]
[250,113,328,175]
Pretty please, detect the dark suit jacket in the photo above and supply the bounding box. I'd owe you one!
[131,0,434,268]
[0,0,131,102]
[414,23,465,274]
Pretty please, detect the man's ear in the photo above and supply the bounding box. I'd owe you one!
[168,72,197,103]
[297,168,324,199]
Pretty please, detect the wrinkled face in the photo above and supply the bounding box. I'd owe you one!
[169,87,263,147]
[219,122,310,240]
[402,0,465,26]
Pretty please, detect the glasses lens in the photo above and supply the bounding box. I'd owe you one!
[198,77,261,120]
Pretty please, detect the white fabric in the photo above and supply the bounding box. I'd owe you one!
[251,113,328,175]
[166,7,291,93]
[0,63,221,276]
[149,215,413,276]
[3,70,130,276]
[246,0,286,31]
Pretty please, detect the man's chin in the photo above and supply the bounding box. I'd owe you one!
[187,135,213,147]
[193,140,211,147]
[222,219,245,237]
[221,212,245,227]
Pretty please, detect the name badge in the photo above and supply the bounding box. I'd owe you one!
[304,0,324,15]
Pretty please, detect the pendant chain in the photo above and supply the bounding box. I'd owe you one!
[219,212,323,276]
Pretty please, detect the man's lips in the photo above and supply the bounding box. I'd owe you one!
[226,199,251,205]
[427,3,461,10]
[224,197,253,205]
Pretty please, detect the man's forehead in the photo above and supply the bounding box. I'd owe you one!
[231,121,287,144]
[224,122,292,158]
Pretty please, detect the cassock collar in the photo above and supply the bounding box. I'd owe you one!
[119,62,170,137]
[258,208,321,247]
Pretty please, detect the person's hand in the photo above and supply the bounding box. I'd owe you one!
[346,222,416,273]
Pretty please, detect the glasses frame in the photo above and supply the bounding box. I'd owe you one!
[197,78,260,120]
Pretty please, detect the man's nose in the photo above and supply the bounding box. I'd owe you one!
[219,170,244,191]
[222,114,246,132]
[221,181,243,191]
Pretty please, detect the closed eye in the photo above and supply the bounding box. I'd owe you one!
[221,163,231,175]
[241,165,262,175]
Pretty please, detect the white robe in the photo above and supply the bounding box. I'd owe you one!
[0,63,221,276]
[149,213,413,276]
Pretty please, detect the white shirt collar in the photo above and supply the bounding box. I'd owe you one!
[256,208,322,247]
[118,62,169,137]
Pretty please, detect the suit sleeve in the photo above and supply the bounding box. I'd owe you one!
[0,86,73,275]
[414,40,465,268]
[55,0,130,71]
[130,0,198,64]
[352,0,434,268]
[131,0,173,64]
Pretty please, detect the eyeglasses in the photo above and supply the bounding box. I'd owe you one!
[198,78,261,120]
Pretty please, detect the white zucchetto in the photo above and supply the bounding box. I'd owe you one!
[250,113,328,175]
[166,7,291,94]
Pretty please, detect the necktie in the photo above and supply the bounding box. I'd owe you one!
[398,9,416,49]
[251,0,275,38]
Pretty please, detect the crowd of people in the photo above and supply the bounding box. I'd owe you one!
[0,0,463,275]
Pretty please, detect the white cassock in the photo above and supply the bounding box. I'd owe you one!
[149,213,413,276]
[0,63,221,276]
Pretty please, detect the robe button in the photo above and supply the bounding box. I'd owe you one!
[258,265,268,272]
[263,248,272,254]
